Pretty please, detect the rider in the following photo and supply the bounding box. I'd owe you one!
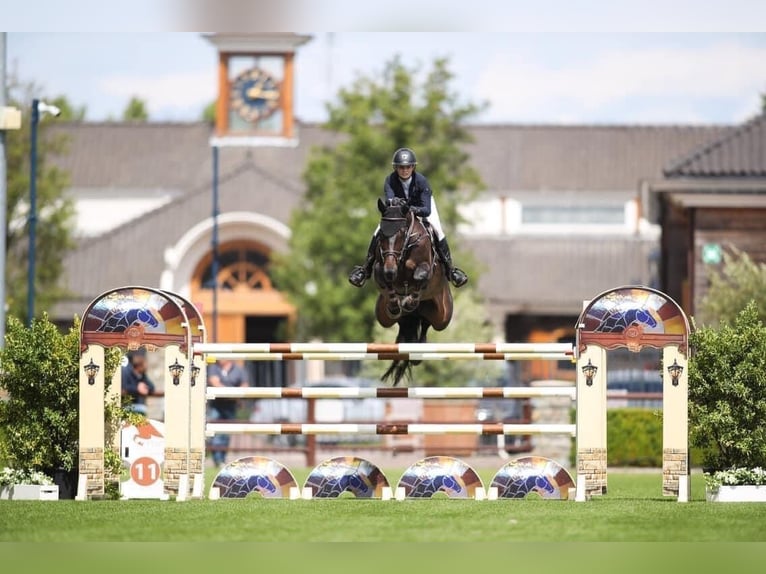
[348,147,469,289]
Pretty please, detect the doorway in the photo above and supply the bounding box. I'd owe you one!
[245,315,288,387]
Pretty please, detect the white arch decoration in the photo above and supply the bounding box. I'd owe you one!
[160,211,291,296]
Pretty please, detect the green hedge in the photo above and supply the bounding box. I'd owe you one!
[606,409,663,467]
[570,408,706,467]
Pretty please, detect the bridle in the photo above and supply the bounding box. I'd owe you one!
[379,210,429,279]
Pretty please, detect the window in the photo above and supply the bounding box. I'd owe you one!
[522,205,625,225]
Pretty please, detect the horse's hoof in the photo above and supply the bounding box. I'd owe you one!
[387,304,401,317]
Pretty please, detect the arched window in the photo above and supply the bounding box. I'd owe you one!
[195,241,274,292]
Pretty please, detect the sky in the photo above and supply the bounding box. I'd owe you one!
[3,3,766,126]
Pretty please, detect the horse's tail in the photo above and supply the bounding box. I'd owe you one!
[381,314,424,387]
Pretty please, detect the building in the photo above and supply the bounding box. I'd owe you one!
[642,112,766,315]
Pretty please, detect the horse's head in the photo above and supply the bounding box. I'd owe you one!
[377,197,411,283]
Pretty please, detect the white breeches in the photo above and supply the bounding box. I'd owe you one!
[373,197,445,240]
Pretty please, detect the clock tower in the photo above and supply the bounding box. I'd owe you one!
[204,33,312,142]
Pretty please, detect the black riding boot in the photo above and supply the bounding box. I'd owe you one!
[436,238,468,288]
[348,234,378,287]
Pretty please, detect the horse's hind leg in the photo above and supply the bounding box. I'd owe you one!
[418,317,430,343]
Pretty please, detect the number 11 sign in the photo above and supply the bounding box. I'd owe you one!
[120,419,168,500]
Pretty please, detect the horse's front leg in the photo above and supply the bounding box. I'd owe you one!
[412,261,432,283]
[401,291,421,313]
[386,287,402,317]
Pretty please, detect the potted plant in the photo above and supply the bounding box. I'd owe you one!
[704,467,766,502]
[688,301,766,502]
[0,314,123,499]
[0,467,58,500]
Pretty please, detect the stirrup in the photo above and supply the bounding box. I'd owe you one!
[348,265,369,287]
[450,267,468,288]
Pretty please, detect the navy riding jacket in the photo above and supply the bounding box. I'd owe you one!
[383,171,432,218]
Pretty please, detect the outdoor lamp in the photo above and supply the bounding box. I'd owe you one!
[190,364,201,387]
[169,359,185,386]
[83,358,100,385]
[581,358,598,386]
[667,358,684,386]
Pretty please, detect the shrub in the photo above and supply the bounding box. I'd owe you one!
[689,301,766,470]
[0,314,123,477]
[606,409,663,467]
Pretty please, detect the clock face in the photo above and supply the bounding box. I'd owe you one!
[230,67,281,123]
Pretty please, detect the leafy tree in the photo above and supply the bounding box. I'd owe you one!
[272,56,487,343]
[202,100,216,124]
[699,246,766,326]
[4,84,76,322]
[122,96,149,121]
[48,95,87,121]
[689,302,766,469]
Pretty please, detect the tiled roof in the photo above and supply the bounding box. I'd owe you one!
[466,235,656,315]
[46,121,729,320]
[663,113,766,178]
[467,123,726,191]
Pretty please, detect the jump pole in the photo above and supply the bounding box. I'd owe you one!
[205,422,577,436]
[206,386,576,400]
[194,342,574,355]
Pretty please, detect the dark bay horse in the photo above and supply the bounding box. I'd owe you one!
[373,197,453,385]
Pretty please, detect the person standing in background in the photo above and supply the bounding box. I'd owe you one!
[207,359,249,467]
[121,350,155,415]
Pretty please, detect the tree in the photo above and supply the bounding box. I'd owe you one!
[122,96,149,121]
[4,84,77,322]
[689,301,766,470]
[272,56,487,343]
[698,246,766,326]
[48,95,87,121]
[201,100,216,124]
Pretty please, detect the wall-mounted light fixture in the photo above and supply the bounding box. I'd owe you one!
[83,358,100,385]
[169,359,185,386]
[667,358,684,386]
[581,358,598,387]
[190,364,201,387]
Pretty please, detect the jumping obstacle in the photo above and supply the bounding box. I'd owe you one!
[78,285,690,503]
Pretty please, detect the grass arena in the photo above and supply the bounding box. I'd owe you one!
[2,285,766,545]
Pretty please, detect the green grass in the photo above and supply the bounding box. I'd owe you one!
[2,469,766,542]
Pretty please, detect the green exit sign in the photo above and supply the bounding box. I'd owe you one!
[701,243,722,265]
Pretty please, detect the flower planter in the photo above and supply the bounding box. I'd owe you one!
[706,485,766,503]
[0,484,60,500]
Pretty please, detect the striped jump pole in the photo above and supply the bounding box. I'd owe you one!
[205,352,572,362]
[195,342,574,355]
[206,386,576,400]
[205,422,577,437]
[195,342,575,363]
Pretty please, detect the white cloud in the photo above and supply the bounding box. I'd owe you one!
[99,70,216,119]
[475,41,766,123]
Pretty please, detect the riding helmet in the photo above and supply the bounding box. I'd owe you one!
[392,147,417,167]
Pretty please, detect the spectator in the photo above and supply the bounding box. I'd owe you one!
[121,351,155,416]
[207,359,249,467]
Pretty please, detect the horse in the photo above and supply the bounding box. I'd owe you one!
[372,197,454,385]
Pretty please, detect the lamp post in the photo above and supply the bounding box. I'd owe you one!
[27,98,61,325]
[581,358,598,386]
[83,358,100,385]
[169,358,185,386]
[211,144,220,342]
[667,358,684,386]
